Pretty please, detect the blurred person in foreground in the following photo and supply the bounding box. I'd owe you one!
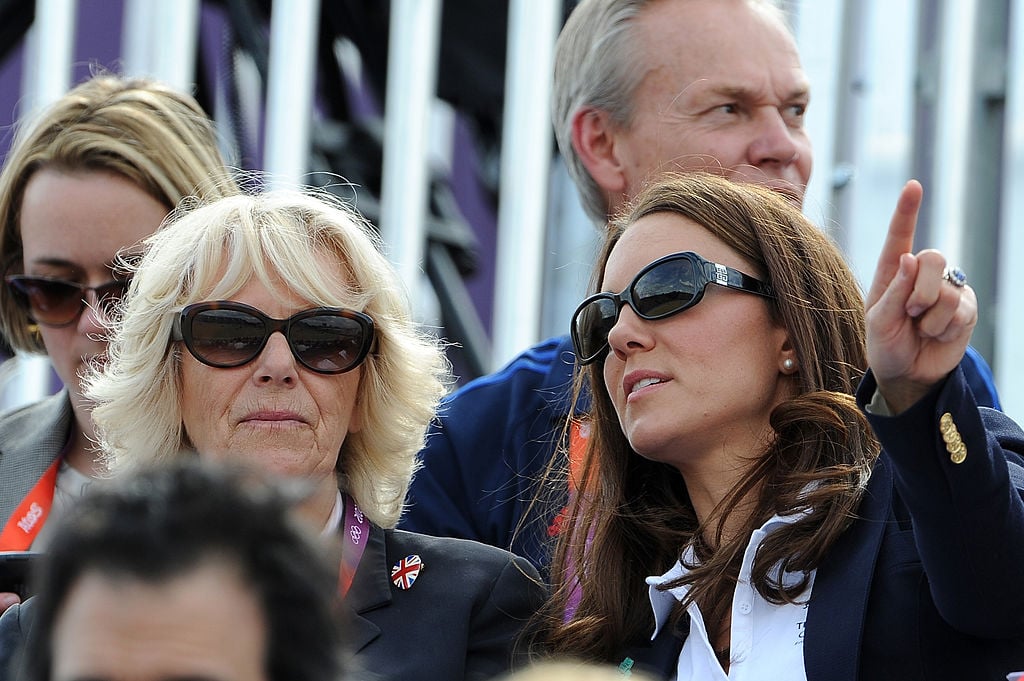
[0,74,236,607]
[10,459,349,681]
[399,0,1002,572]
[495,659,656,681]
[527,173,1024,680]
[76,188,544,680]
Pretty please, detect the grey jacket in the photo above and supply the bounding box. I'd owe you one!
[0,391,72,529]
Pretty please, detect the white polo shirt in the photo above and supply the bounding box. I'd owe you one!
[321,489,344,538]
[646,511,815,680]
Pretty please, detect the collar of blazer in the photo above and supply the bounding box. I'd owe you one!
[804,456,892,681]
[340,520,390,652]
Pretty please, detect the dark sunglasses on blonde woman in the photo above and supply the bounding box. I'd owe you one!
[172,301,375,375]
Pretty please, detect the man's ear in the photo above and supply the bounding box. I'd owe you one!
[571,106,628,196]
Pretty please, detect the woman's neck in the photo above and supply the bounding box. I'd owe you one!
[64,419,102,477]
[681,465,761,547]
[297,480,341,532]
[684,473,736,524]
[674,424,781,548]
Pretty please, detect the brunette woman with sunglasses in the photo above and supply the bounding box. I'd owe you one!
[68,190,542,680]
[0,75,235,609]
[529,173,1024,680]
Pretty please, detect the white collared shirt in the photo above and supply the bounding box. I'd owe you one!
[646,512,815,681]
[321,489,344,539]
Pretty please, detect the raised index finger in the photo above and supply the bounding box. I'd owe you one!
[866,180,924,308]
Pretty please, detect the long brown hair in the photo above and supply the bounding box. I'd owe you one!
[533,173,879,661]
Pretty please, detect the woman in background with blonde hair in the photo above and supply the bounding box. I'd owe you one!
[81,188,544,680]
[0,75,236,599]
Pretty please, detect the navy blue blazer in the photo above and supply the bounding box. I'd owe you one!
[625,367,1024,681]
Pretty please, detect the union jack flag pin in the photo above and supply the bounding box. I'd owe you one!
[391,554,423,590]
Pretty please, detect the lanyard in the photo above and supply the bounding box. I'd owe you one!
[337,493,369,599]
[0,457,61,550]
[562,418,591,621]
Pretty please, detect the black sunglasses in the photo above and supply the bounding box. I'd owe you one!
[570,251,774,365]
[4,275,130,327]
[172,301,375,375]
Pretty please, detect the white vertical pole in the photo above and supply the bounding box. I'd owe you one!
[22,0,76,112]
[378,0,442,295]
[3,0,78,411]
[791,0,844,230]
[122,0,200,92]
[930,0,977,264]
[264,0,321,189]
[491,0,560,368]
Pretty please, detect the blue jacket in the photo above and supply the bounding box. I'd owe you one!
[400,334,1002,571]
[402,335,579,570]
[623,367,1024,680]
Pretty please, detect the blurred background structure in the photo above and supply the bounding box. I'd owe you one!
[0,0,1021,419]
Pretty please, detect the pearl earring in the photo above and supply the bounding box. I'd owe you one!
[783,358,796,372]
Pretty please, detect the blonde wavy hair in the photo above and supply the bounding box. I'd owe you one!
[86,189,450,528]
[0,74,236,353]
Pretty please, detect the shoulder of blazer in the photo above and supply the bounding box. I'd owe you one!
[0,390,73,455]
[0,391,74,524]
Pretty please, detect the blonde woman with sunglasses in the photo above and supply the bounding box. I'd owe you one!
[64,188,541,681]
[0,75,235,606]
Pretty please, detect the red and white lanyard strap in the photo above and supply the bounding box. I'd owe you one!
[337,493,369,599]
[0,457,61,550]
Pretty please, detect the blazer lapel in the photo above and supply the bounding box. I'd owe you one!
[341,521,391,652]
[804,457,892,681]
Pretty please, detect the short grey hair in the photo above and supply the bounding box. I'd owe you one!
[552,0,652,224]
[551,0,794,225]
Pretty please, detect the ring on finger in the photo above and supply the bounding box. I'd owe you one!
[941,266,967,288]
